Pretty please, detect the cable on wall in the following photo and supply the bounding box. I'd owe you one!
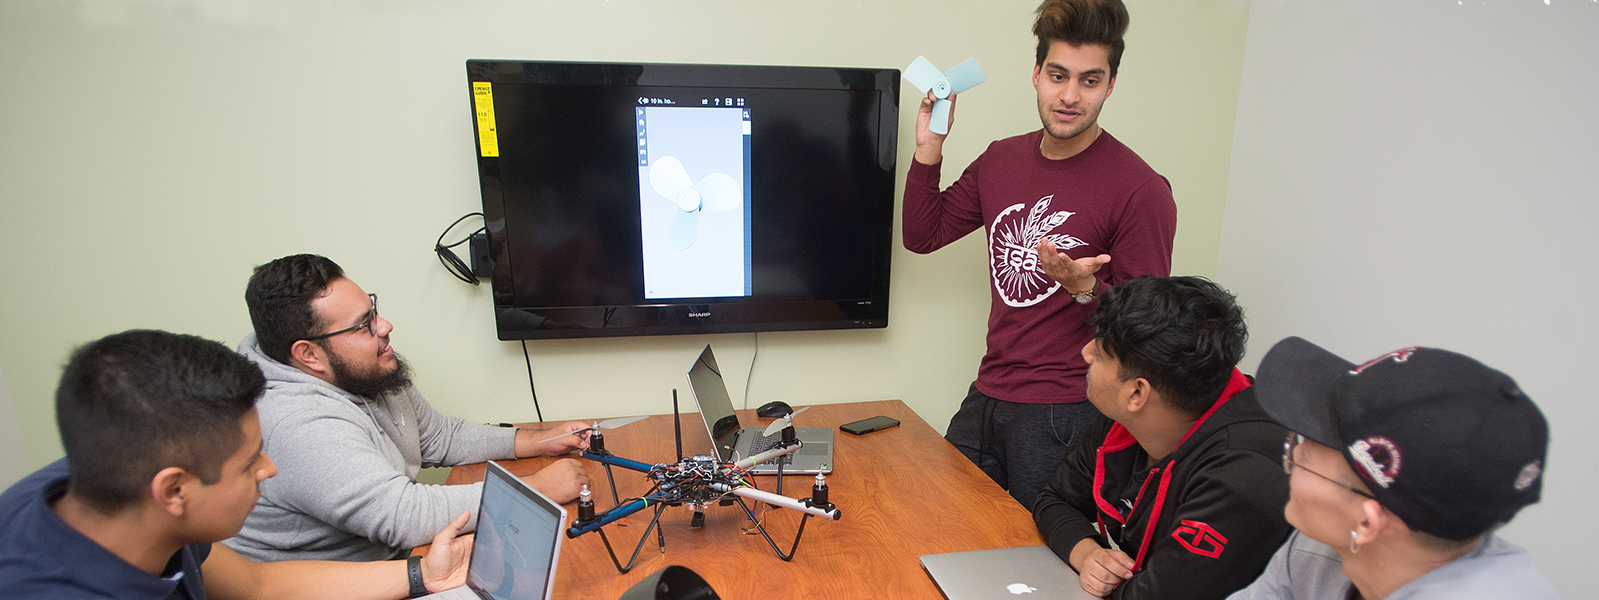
[435,212,485,285]
[742,333,759,409]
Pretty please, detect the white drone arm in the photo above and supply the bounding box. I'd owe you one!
[733,441,803,469]
[711,483,840,520]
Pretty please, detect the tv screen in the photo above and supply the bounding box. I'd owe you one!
[466,60,899,340]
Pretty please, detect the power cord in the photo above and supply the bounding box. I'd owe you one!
[521,340,545,422]
[742,333,759,409]
[435,213,485,285]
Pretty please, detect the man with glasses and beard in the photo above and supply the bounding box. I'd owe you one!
[225,254,591,562]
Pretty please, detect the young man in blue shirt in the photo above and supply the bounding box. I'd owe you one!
[0,329,473,599]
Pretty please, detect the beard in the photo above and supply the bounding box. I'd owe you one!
[326,347,414,399]
[1038,99,1103,143]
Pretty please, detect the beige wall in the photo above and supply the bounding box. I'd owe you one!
[0,0,1249,474]
[1219,3,1596,595]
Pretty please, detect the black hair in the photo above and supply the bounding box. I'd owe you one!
[246,254,345,364]
[1033,0,1130,78]
[55,330,265,513]
[1088,276,1247,415]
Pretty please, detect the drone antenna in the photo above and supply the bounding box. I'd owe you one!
[673,389,684,462]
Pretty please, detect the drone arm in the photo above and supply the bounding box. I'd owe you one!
[581,449,655,474]
[732,441,802,469]
[567,497,653,538]
[712,483,840,520]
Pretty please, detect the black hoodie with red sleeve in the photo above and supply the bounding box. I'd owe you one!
[1033,370,1292,600]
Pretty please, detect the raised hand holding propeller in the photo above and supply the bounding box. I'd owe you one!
[903,55,985,135]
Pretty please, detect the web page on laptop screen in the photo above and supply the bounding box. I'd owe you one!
[468,474,560,600]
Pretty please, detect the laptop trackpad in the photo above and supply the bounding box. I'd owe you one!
[798,442,828,456]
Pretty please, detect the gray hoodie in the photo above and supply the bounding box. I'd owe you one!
[223,334,516,561]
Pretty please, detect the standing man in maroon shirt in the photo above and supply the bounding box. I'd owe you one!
[902,0,1177,509]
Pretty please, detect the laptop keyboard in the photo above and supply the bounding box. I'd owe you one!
[747,431,794,466]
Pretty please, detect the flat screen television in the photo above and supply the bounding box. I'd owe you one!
[465,60,900,340]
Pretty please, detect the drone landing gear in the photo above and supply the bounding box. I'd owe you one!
[730,496,813,561]
[584,494,823,572]
[588,497,670,575]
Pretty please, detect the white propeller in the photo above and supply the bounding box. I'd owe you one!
[537,415,650,444]
[903,55,985,135]
[763,406,811,436]
[648,156,740,250]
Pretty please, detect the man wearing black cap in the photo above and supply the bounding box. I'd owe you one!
[1230,337,1557,599]
[1033,276,1293,599]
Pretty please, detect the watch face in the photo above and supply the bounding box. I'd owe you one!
[1074,293,1093,304]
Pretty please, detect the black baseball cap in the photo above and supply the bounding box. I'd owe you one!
[1255,336,1547,541]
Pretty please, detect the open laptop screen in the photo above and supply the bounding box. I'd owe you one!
[687,344,742,461]
[466,463,565,600]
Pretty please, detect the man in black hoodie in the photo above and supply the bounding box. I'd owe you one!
[1034,276,1291,599]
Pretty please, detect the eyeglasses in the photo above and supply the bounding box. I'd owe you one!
[1282,432,1377,500]
[302,293,379,341]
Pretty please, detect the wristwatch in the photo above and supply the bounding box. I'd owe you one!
[1071,279,1101,304]
[407,554,428,598]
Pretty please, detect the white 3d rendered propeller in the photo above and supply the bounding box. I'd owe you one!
[763,406,811,436]
[538,415,650,444]
[648,156,740,251]
[903,55,985,136]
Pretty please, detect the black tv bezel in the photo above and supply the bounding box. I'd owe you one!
[466,59,900,341]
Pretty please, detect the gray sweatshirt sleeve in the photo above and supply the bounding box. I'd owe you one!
[405,387,518,467]
[259,404,494,551]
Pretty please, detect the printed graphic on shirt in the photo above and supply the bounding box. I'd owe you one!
[1171,520,1228,558]
[989,195,1087,307]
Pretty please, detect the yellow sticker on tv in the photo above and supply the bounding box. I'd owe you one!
[472,82,499,157]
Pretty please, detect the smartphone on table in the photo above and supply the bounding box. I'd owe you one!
[839,415,900,435]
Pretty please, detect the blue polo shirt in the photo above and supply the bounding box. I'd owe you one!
[0,459,211,599]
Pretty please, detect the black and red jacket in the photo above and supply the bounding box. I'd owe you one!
[1033,370,1292,600]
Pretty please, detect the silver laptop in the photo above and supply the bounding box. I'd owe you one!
[920,545,1094,600]
[420,461,566,600]
[685,344,833,474]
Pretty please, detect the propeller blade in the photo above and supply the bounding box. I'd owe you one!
[903,55,946,94]
[929,98,953,136]
[944,57,985,94]
[668,208,699,250]
[763,406,810,436]
[695,172,741,212]
[535,415,649,444]
[537,429,589,444]
[596,415,649,430]
[649,156,693,200]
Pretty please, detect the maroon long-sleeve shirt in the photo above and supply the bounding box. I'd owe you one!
[903,129,1177,403]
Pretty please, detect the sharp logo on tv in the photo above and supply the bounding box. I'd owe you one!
[688,310,711,318]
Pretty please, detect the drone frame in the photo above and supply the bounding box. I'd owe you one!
[562,393,840,574]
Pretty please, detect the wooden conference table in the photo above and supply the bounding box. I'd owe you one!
[443,399,1047,598]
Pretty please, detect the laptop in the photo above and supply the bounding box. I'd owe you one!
[685,344,834,474]
[920,545,1095,600]
[419,461,566,600]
